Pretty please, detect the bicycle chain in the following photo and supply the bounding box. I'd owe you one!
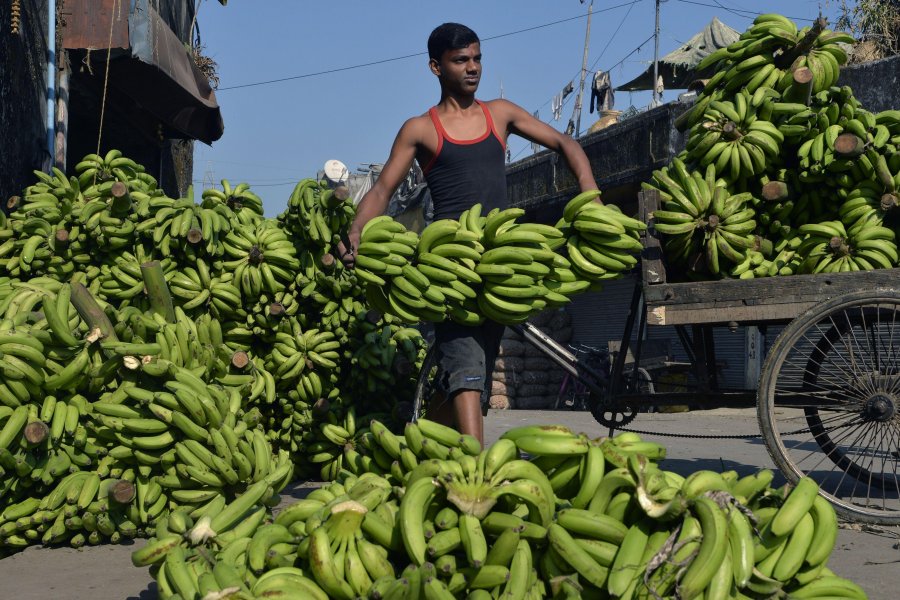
[608,426,762,440]
[608,420,858,440]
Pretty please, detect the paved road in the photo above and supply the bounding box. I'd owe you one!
[1,409,897,599]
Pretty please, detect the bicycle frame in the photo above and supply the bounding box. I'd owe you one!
[511,323,609,398]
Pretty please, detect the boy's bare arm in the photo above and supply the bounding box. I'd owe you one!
[494,99,599,194]
[338,118,421,264]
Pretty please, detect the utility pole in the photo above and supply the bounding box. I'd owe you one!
[652,0,661,106]
[573,0,593,138]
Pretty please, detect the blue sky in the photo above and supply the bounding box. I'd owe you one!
[193,0,843,216]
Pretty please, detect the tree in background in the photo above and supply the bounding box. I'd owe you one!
[836,0,900,62]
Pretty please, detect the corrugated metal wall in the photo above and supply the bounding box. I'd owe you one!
[567,277,750,390]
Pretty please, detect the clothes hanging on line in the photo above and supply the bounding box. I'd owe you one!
[531,110,542,154]
[551,93,563,121]
[551,81,574,122]
[589,70,614,114]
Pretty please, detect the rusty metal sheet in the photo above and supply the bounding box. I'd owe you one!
[62,0,129,50]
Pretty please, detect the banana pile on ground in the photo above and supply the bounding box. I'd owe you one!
[0,153,429,554]
[134,421,867,599]
[0,289,292,556]
[355,194,644,326]
[646,13,900,279]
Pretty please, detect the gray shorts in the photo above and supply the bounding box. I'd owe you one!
[433,319,506,414]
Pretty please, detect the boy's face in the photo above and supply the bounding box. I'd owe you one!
[431,42,482,94]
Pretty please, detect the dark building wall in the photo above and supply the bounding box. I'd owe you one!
[505,101,689,224]
[836,54,900,112]
[0,0,50,205]
[1,0,198,204]
[64,63,194,198]
[64,0,198,198]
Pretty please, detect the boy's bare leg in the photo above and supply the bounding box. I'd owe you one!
[426,392,454,426]
[424,390,484,446]
[452,390,484,446]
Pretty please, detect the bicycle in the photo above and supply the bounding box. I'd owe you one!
[553,343,609,410]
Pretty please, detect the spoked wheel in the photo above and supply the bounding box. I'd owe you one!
[624,367,655,396]
[408,344,439,423]
[758,289,900,524]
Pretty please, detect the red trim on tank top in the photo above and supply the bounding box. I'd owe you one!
[423,101,505,174]
[479,100,506,151]
[422,110,443,174]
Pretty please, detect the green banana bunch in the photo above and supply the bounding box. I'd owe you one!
[353,215,417,283]
[797,219,898,273]
[357,201,605,327]
[558,191,645,291]
[220,219,299,301]
[201,178,265,227]
[690,89,783,182]
[301,405,365,481]
[697,15,851,103]
[346,322,425,409]
[392,215,480,324]
[646,159,757,277]
[0,148,432,561]
[279,178,357,253]
[660,17,899,283]
[72,149,146,190]
[478,206,568,324]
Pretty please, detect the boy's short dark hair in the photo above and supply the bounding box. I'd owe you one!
[427,23,480,62]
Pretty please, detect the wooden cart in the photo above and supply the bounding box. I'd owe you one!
[597,189,900,524]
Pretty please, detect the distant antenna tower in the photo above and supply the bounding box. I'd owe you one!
[202,161,216,191]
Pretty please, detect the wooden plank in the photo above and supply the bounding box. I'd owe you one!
[62,0,129,50]
[644,268,900,308]
[647,300,821,326]
[639,189,667,284]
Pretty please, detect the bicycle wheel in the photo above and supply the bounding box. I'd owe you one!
[554,374,574,410]
[757,288,900,524]
[408,344,439,423]
[624,367,655,395]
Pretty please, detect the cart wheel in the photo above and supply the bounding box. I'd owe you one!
[758,288,900,524]
[407,344,439,423]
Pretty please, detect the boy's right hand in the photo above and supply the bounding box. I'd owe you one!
[336,230,360,268]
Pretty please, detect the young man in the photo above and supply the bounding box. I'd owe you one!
[339,23,599,443]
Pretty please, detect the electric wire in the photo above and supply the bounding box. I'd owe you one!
[710,0,758,21]
[588,0,638,72]
[509,32,656,162]
[193,179,299,188]
[673,0,817,22]
[217,0,644,91]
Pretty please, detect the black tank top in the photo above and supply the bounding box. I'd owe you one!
[422,100,508,221]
